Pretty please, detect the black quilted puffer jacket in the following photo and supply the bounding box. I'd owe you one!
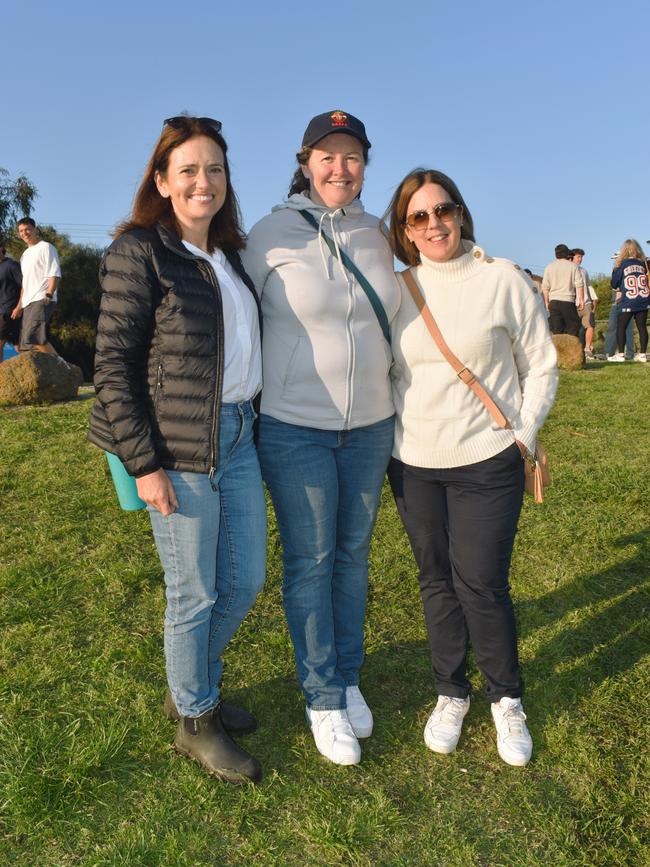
[87,223,261,478]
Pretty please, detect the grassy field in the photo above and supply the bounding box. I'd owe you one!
[0,364,648,866]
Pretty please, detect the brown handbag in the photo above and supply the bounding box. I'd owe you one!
[400,269,551,503]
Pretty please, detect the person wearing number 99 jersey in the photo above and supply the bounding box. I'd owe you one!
[611,239,650,362]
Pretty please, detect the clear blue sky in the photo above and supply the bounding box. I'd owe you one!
[4,0,649,276]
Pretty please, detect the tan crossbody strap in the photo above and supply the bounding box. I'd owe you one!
[401,268,511,431]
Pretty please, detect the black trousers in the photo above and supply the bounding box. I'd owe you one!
[548,299,581,336]
[617,309,648,354]
[387,444,525,702]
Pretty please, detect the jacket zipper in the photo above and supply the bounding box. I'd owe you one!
[197,260,225,488]
[154,362,164,406]
[343,270,356,429]
[154,226,255,482]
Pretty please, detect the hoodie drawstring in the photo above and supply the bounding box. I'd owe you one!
[317,208,349,284]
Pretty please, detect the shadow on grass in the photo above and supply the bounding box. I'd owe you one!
[3,528,645,833]
[517,528,649,723]
[224,520,649,776]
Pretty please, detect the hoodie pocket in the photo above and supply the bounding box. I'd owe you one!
[280,338,301,391]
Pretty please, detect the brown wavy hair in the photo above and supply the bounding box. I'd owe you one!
[386,168,475,266]
[116,116,245,253]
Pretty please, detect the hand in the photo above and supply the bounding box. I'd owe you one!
[10,303,21,320]
[44,295,53,305]
[136,468,178,516]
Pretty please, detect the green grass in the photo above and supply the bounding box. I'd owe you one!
[0,365,648,866]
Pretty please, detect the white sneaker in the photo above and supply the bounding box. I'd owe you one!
[423,695,470,754]
[491,697,533,766]
[634,353,647,362]
[306,707,361,765]
[345,685,373,738]
[607,353,625,362]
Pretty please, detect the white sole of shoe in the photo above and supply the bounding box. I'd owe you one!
[496,743,532,767]
[424,737,457,755]
[314,744,360,766]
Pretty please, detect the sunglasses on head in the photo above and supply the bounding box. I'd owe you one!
[163,116,222,134]
[404,202,461,231]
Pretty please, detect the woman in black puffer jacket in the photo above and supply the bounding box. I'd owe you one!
[88,116,265,785]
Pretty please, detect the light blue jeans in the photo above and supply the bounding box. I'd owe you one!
[257,413,394,710]
[149,401,266,718]
[604,291,633,358]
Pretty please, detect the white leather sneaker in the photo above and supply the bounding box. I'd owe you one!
[423,695,470,754]
[491,697,533,766]
[345,685,373,738]
[306,707,361,766]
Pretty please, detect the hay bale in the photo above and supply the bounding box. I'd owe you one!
[552,334,584,370]
[0,351,83,406]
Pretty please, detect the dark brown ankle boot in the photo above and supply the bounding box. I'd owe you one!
[163,690,257,735]
[174,704,262,785]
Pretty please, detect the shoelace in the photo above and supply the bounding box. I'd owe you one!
[432,698,466,726]
[313,710,352,738]
[500,703,528,736]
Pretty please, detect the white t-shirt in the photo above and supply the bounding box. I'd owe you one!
[20,241,61,307]
[576,266,597,305]
[183,242,262,403]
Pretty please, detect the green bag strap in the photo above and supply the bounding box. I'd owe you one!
[298,209,391,344]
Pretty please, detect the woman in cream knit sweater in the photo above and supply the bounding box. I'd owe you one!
[386,168,557,767]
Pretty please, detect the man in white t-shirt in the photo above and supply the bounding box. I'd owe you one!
[572,247,597,358]
[11,217,61,354]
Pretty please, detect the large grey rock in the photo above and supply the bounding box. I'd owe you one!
[0,351,83,406]
[552,334,584,371]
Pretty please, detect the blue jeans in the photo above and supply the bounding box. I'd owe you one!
[149,401,266,718]
[257,413,394,710]
[604,292,633,357]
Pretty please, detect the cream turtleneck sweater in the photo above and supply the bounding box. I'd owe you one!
[390,243,558,468]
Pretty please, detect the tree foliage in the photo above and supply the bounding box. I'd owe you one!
[0,167,37,240]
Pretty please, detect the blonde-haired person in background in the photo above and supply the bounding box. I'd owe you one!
[610,239,649,362]
[385,168,557,767]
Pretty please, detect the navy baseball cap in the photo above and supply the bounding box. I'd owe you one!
[302,110,371,149]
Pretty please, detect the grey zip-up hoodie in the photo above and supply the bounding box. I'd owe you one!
[243,193,401,430]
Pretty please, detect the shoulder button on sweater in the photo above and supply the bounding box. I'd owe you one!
[485,257,494,263]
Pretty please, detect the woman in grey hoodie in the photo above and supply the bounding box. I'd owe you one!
[243,111,400,766]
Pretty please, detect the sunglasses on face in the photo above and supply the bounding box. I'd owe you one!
[163,116,222,134]
[404,202,461,231]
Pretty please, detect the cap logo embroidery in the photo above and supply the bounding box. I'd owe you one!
[330,110,348,127]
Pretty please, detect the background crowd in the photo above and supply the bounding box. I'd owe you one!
[533,240,649,362]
